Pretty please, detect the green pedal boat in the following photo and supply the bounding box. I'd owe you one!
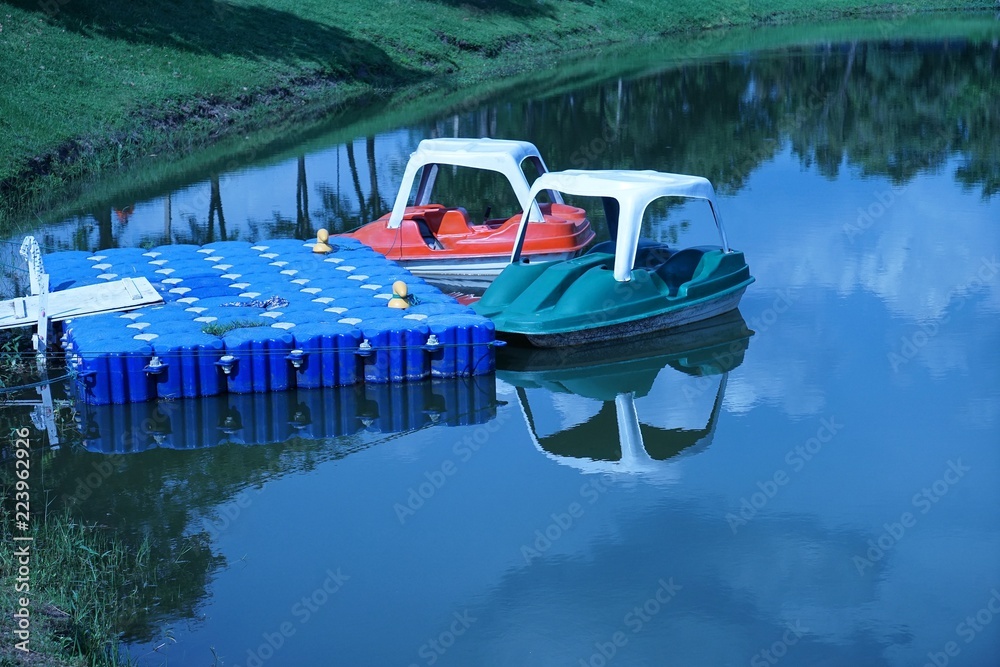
[473,170,755,347]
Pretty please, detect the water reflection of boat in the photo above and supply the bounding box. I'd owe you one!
[76,375,497,453]
[344,139,594,286]
[498,311,751,475]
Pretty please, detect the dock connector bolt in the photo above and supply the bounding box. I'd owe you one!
[423,334,440,351]
[144,356,168,375]
[357,339,374,357]
[216,354,237,375]
[286,349,306,369]
[289,409,310,431]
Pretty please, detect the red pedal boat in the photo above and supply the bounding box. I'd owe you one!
[343,138,594,288]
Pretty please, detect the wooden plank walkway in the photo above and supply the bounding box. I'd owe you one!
[0,277,162,330]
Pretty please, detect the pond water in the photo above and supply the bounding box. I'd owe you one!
[15,14,1000,667]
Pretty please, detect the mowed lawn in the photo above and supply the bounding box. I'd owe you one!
[0,0,991,213]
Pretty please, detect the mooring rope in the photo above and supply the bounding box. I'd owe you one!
[0,370,77,394]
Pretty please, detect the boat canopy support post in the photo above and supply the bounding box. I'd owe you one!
[510,208,530,264]
[706,201,731,254]
[615,392,655,471]
[414,164,440,206]
[388,138,553,229]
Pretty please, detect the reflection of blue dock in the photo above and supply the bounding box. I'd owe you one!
[77,375,498,453]
[46,239,497,405]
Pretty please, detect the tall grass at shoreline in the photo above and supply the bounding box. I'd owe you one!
[0,505,155,666]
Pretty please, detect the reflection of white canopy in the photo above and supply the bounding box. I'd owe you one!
[387,138,562,228]
[511,169,730,281]
[511,370,727,479]
[529,391,602,439]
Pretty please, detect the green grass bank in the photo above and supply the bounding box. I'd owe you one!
[0,506,154,667]
[0,0,994,227]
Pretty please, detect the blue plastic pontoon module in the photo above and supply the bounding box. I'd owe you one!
[57,240,497,405]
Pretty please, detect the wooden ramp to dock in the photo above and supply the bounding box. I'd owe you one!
[0,277,162,331]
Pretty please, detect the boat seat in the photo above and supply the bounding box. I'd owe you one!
[437,208,473,236]
[413,218,443,250]
[585,240,614,257]
[655,247,711,296]
[587,240,675,270]
[635,244,675,270]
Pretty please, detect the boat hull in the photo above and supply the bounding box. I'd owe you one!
[498,309,752,372]
[396,250,582,290]
[524,286,748,347]
[342,203,593,287]
[473,246,754,348]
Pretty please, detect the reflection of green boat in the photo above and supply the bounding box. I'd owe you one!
[474,170,754,347]
[497,311,751,475]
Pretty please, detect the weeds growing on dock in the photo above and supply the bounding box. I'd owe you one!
[201,319,266,337]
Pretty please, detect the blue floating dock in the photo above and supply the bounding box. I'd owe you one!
[53,239,497,405]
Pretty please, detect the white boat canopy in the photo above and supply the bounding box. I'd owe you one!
[511,169,731,282]
[386,138,563,228]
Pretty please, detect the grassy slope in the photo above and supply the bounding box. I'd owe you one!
[0,507,152,667]
[0,0,993,221]
[23,10,997,232]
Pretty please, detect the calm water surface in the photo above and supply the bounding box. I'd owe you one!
[20,17,1000,667]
